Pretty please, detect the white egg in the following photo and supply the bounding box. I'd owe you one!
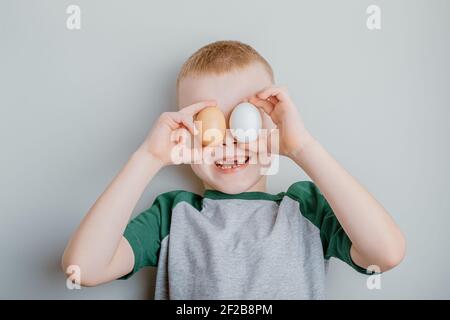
[229,102,262,143]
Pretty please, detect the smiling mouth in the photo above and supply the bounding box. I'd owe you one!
[214,156,250,170]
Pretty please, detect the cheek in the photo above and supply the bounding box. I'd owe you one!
[190,163,214,182]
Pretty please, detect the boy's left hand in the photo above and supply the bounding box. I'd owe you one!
[249,86,313,158]
[253,87,406,273]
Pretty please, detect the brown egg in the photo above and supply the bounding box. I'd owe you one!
[195,107,226,146]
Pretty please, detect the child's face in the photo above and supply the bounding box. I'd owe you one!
[178,62,275,194]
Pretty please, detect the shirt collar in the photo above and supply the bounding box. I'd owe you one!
[203,189,284,202]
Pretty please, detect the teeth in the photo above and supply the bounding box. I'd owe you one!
[219,163,235,169]
[215,158,247,165]
[215,157,249,169]
[215,162,238,169]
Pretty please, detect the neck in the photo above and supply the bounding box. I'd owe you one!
[203,176,267,193]
[246,176,267,192]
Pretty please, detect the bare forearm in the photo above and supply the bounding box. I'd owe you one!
[291,135,405,270]
[61,101,214,284]
[62,148,163,273]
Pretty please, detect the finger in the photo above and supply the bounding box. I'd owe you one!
[171,128,187,144]
[252,94,279,106]
[267,95,279,105]
[179,100,217,116]
[162,112,183,131]
[178,115,198,136]
[257,86,290,103]
[179,128,191,144]
[249,96,275,115]
[168,112,198,136]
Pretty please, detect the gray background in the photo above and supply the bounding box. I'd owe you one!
[1,0,449,299]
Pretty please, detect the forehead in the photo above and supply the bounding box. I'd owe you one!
[177,62,273,112]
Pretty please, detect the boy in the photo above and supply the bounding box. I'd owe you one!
[62,41,405,299]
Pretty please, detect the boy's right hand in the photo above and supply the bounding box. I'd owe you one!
[138,100,217,166]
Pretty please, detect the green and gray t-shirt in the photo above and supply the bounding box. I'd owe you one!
[121,181,367,299]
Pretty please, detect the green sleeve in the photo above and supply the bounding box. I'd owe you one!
[286,181,368,274]
[119,191,179,279]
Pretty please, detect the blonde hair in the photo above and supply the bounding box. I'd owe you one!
[177,40,274,87]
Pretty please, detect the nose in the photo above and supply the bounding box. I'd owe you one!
[221,129,247,159]
[222,130,236,146]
